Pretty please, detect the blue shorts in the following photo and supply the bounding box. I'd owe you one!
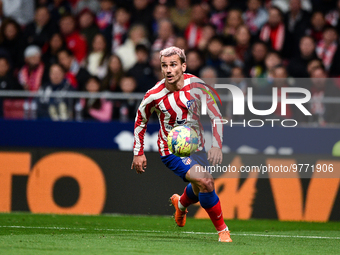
[161,151,210,182]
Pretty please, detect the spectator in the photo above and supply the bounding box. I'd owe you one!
[227,66,252,120]
[151,19,176,52]
[0,57,21,117]
[0,57,20,90]
[242,0,268,36]
[127,44,157,92]
[325,0,340,31]
[306,11,325,43]
[234,25,251,62]
[250,50,282,89]
[170,0,191,33]
[224,9,244,39]
[198,24,216,51]
[109,6,131,53]
[316,26,340,74]
[0,18,25,70]
[59,14,88,63]
[112,75,139,121]
[186,49,204,77]
[115,24,149,71]
[209,0,229,34]
[273,65,293,117]
[288,36,317,77]
[131,0,153,33]
[86,34,109,79]
[80,76,113,122]
[1,0,34,26]
[57,48,91,90]
[309,66,340,124]
[73,0,101,14]
[230,66,247,94]
[244,40,268,78]
[78,8,100,51]
[285,0,311,57]
[152,4,170,38]
[174,36,188,52]
[42,33,66,70]
[307,58,323,76]
[102,54,124,92]
[18,45,47,91]
[96,0,115,31]
[149,50,162,81]
[271,0,312,13]
[259,6,287,54]
[219,45,243,77]
[263,51,282,79]
[38,63,74,121]
[48,0,72,22]
[23,6,58,49]
[259,65,293,119]
[199,66,218,86]
[206,36,224,74]
[185,4,207,49]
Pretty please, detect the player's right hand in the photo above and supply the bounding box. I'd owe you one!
[131,154,147,174]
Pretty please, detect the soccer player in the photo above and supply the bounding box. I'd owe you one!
[131,46,232,242]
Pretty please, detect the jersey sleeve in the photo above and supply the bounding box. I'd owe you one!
[206,93,223,149]
[133,93,155,156]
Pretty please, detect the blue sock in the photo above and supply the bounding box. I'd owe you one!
[199,190,219,209]
[186,183,199,203]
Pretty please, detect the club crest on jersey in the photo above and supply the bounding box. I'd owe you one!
[182,157,191,165]
[176,118,186,125]
[186,99,195,109]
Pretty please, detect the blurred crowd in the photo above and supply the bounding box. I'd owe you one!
[0,0,339,124]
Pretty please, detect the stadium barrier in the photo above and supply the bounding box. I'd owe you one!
[0,149,339,222]
[0,119,339,155]
[1,89,340,126]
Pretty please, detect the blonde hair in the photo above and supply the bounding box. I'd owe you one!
[159,46,186,63]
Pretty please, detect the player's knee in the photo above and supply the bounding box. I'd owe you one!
[198,177,214,192]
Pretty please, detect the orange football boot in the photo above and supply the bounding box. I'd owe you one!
[218,230,233,242]
[170,194,188,227]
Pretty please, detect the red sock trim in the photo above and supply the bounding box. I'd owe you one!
[204,200,227,232]
[179,187,198,208]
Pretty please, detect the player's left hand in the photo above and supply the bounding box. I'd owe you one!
[207,147,222,166]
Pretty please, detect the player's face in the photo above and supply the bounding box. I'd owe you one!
[161,55,186,85]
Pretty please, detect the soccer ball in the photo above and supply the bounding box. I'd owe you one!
[167,125,199,157]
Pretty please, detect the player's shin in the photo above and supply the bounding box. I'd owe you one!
[178,183,199,211]
[199,190,227,232]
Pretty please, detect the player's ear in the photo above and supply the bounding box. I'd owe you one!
[182,62,187,72]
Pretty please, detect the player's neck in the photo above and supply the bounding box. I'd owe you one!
[165,75,185,92]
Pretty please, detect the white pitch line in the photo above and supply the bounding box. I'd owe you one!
[0,226,339,240]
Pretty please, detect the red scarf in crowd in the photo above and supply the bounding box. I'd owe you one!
[185,23,203,49]
[316,40,338,71]
[260,23,285,51]
[112,22,129,52]
[18,63,45,91]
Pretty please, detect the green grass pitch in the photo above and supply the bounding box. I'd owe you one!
[0,213,339,255]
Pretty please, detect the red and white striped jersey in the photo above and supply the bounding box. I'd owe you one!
[133,73,223,156]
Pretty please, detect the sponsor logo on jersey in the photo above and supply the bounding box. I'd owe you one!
[176,118,186,125]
